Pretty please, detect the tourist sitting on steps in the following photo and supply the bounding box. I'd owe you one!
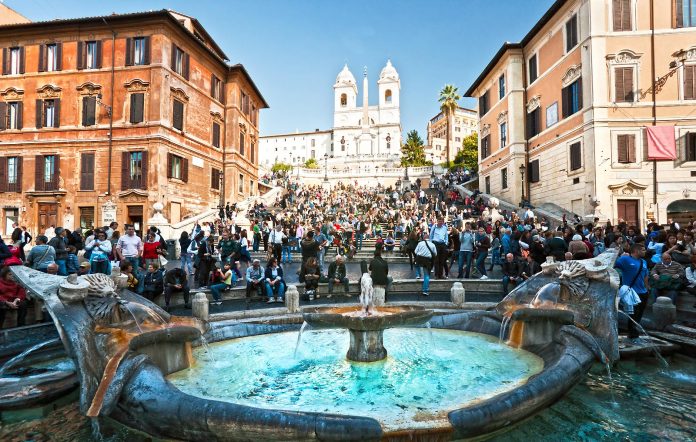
[142,263,164,302]
[650,252,685,304]
[164,267,190,311]
[208,264,228,306]
[264,257,286,303]
[502,253,523,294]
[300,257,321,301]
[246,259,266,299]
[327,255,349,297]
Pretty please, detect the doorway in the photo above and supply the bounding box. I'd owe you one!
[38,203,58,234]
[617,199,639,230]
[4,208,18,236]
[127,205,143,237]
[667,199,696,225]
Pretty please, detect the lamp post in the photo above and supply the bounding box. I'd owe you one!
[430,153,436,180]
[519,163,526,207]
[323,153,329,183]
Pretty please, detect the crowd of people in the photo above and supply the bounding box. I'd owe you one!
[1,172,696,333]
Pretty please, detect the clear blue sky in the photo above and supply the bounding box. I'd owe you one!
[7,0,555,137]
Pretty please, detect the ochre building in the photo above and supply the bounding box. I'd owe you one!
[466,0,696,227]
[0,9,267,236]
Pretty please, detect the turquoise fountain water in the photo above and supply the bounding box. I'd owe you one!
[167,328,544,431]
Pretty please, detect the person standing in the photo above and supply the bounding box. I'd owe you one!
[48,227,68,276]
[179,231,193,275]
[458,223,475,279]
[117,225,143,271]
[474,227,490,280]
[269,225,285,264]
[429,217,449,279]
[369,246,391,300]
[614,243,649,340]
[414,234,437,296]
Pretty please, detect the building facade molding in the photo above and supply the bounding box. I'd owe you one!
[36,84,62,99]
[497,111,508,125]
[607,180,648,196]
[561,64,582,87]
[75,82,102,95]
[1,87,25,101]
[124,78,150,93]
[170,87,189,102]
[526,95,541,113]
[606,49,643,65]
[480,124,491,138]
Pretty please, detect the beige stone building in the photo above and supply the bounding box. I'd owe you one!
[0,10,267,236]
[466,0,696,227]
[426,107,478,164]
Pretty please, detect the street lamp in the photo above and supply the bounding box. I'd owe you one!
[430,152,436,180]
[519,163,526,207]
[323,153,329,183]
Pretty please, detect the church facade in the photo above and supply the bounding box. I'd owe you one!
[260,60,402,170]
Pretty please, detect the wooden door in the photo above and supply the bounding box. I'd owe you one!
[617,199,639,229]
[127,205,143,237]
[38,203,58,233]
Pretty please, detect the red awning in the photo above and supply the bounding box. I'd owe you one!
[646,126,676,160]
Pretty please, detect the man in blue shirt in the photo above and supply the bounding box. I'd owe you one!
[429,217,449,279]
[614,243,649,339]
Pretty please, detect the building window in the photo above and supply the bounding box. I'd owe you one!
[385,89,392,103]
[617,134,637,163]
[212,122,221,148]
[566,14,578,52]
[45,43,60,72]
[81,96,96,126]
[562,78,583,118]
[86,41,100,69]
[676,0,696,27]
[5,102,23,130]
[485,176,490,194]
[43,155,57,189]
[479,90,489,116]
[340,93,347,107]
[481,135,491,159]
[239,173,244,193]
[526,107,541,138]
[529,159,540,183]
[684,65,695,100]
[241,91,250,115]
[3,47,25,75]
[498,74,506,99]
[239,132,245,155]
[613,0,632,31]
[172,99,184,130]
[7,157,18,185]
[500,122,507,147]
[0,156,22,192]
[211,75,223,102]
[130,93,144,124]
[686,132,696,161]
[79,207,95,230]
[128,37,150,66]
[311,139,316,147]
[454,126,461,132]
[529,54,538,83]
[80,152,95,191]
[501,168,508,189]
[211,168,221,190]
[171,45,189,79]
[614,67,635,102]
[122,151,147,190]
[455,137,461,142]
[569,142,582,171]
[42,99,60,128]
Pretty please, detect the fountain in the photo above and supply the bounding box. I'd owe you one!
[6,249,626,440]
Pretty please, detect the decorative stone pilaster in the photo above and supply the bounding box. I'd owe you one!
[191,292,209,321]
[285,285,300,313]
[373,287,386,306]
[451,282,465,307]
[652,297,677,330]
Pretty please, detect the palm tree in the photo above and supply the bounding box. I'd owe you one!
[438,84,461,166]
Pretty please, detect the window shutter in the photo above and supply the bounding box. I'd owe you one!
[140,150,148,189]
[77,41,85,70]
[183,52,190,80]
[167,153,173,179]
[96,40,103,69]
[19,47,25,74]
[676,0,684,28]
[35,155,43,191]
[617,134,628,163]
[211,74,215,97]
[82,97,89,126]
[143,37,151,65]
[16,101,22,129]
[171,44,176,71]
[624,67,634,101]
[0,102,6,130]
[2,48,8,75]
[125,38,133,66]
[14,157,22,193]
[52,155,60,190]
[81,153,94,191]
[55,43,62,71]
[627,134,636,163]
[182,157,189,182]
[212,122,220,147]
[577,78,583,110]
[532,160,540,183]
[0,157,6,192]
[130,93,144,123]
[38,44,46,72]
[684,65,695,100]
[173,100,183,130]
[53,98,60,128]
[36,99,43,129]
[570,143,581,170]
[121,151,130,190]
[562,85,570,118]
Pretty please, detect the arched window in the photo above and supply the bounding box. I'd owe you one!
[385,89,392,103]
[340,93,347,107]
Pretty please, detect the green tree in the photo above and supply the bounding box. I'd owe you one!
[304,158,319,169]
[438,84,461,166]
[271,162,293,174]
[452,133,478,172]
[400,130,431,167]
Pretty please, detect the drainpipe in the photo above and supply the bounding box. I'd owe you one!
[521,48,530,208]
[221,81,227,210]
[103,18,116,197]
[649,0,658,223]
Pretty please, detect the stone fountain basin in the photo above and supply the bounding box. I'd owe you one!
[509,307,575,325]
[301,306,433,331]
